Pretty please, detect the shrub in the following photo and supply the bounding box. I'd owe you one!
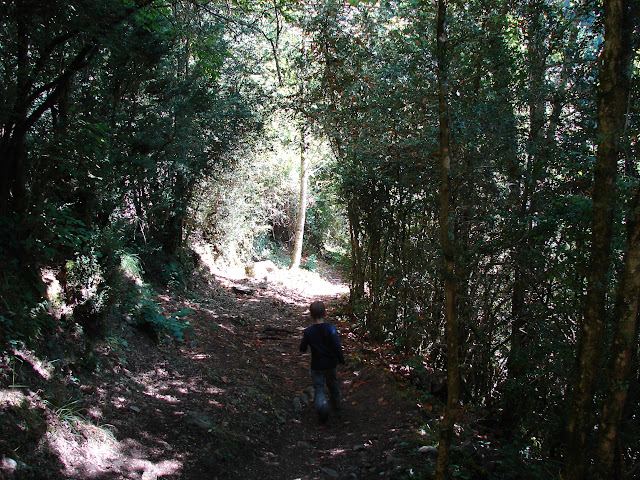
[133,287,194,343]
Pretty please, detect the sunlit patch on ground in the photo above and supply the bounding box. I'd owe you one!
[132,367,186,404]
[0,389,26,407]
[3,243,430,479]
[142,388,180,404]
[86,406,103,420]
[46,414,182,478]
[192,241,349,301]
[12,345,54,380]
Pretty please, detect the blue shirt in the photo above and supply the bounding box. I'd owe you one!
[300,322,345,370]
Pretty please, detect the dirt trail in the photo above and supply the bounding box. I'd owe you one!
[0,263,434,480]
[181,267,430,480]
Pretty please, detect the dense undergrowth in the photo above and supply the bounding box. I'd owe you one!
[0,247,562,480]
[0,227,556,480]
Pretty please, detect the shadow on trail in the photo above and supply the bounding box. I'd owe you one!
[201,268,430,480]
[1,261,432,480]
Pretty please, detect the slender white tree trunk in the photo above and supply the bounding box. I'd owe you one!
[290,127,308,269]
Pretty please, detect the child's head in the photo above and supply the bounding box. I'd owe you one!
[310,300,326,320]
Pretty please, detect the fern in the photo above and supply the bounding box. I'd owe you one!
[134,288,194,342]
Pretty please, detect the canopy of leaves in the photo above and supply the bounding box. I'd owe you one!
[0,0,639,478]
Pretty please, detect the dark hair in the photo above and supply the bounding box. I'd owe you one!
[310,301,326,320]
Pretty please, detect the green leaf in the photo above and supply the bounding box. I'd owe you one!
[172,308,195,319]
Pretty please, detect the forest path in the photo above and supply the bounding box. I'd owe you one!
[17,257,434,480]
[179,262,431,479]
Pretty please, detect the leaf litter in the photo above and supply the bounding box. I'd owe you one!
[0,260,436,480]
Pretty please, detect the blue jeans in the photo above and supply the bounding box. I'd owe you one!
[311,368,340,412]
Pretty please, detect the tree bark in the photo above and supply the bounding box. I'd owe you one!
[434,0,460,477]
[290,124,309,270]
[564,0,634,478]
[591,0,637,477]
[593,188,640,479]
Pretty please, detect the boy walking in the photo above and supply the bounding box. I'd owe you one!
[299,300,345,423]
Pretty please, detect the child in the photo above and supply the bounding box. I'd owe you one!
[299,300,345,423]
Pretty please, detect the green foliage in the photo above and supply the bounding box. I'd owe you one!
[0,0,267,345]
[294,0,638,466]
[45,399,84,424]
[162,261,187,290]
[65,252,107,307]
[190,156,274,264]
[119,252,144,280]
[0,291,53,347]
[190,110,314,264]
[0,0,637,473]
[301,254,319,271]
[253,234,292,268]
[304,165,350,255]
[37,205,92,260]
[133,287,194,343]
[0,230,53,346]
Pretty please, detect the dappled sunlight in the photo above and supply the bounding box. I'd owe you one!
[86,406,103,420]
[12,345,54,380]
[204,386,225,395]
[269,267,349,298]
[130,364,226,402]
[192,241,349,302]
[132,366,188,403]
[0,389,27,407]
[46,414,182,478]
[142,389,181,404]
[1,246,431,479]
[329,447,348,456]
[111,396,131,410]
[190,353,210,360]
[42,268,63,305]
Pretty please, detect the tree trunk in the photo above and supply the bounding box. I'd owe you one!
[593,188,640,479]
[591,0,637,477]
[348,202,366,304]
[434,0,460,477]
[290,125,309,270]
[503,0,545,429]
[0,140,27,218]
[0,0,155,217]
[564,0,633,478]
[1,8,31,217]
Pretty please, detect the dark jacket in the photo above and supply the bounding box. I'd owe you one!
[300,322,345,370]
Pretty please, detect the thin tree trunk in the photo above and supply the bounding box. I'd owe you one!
[290,125,308,270]
[593,188,640,479]
[564,0,633,477]
[503,0,545,428]
[434,0,459,477]
[591,0,637,476]
[347,203,365,303]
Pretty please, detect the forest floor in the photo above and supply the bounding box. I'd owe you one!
[0,253,454,480]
